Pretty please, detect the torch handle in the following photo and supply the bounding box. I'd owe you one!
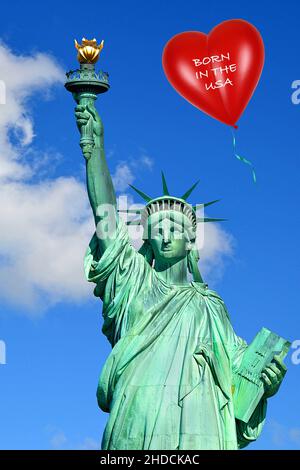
[75,91,98,160]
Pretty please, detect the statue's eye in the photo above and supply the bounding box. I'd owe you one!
[153,228,163,237]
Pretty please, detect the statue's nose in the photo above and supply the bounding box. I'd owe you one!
[162,230,171,243]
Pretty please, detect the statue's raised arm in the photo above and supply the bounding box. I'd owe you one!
[65,38,116,254]
[75,102,117,252]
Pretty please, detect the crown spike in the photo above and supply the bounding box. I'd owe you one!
[161,171,170,196]
[192,199,221,211]
[129,184,152,202]
[197,217,227,223]
[181,180,200,200]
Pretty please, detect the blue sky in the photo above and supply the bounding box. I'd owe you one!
[0,0,299,450]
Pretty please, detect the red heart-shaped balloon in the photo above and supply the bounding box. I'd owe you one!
[162,19,264,127]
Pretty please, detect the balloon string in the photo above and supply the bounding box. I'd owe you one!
[231,129,257,183]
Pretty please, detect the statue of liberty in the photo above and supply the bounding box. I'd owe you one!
[66,38,288,450]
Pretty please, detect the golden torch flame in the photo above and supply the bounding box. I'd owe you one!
[74,37,104,64]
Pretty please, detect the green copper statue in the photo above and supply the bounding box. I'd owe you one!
[65,39,289,450]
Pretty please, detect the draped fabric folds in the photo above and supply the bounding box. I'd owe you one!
[84,218,266,450]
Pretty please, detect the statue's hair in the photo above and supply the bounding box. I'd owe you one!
[187,248,203,283]
[138,240,155,265]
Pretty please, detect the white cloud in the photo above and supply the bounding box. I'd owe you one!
[139,154,153,170]
[77,437,100,450]
[267,419,286,447]
[0,42,64,183]
[268,419,300,448]
[112,162,134,191]
[289,427,300,446]
[200,223,234,282]
[47,427,99,450]
[50,430,67,449]
[112,153,154,192]
[0,177,93,311]
[0,41,234,314]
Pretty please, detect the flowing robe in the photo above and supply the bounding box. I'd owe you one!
[84,218,267,450]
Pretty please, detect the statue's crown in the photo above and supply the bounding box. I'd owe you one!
[117,172,225,228]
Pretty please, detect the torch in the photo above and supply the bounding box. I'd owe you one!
[65,37,109,159]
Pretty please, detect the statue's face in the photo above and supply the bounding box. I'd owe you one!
[147,211,194,262]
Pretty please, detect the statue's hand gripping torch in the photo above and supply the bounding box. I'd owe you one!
[74,101,103,158]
